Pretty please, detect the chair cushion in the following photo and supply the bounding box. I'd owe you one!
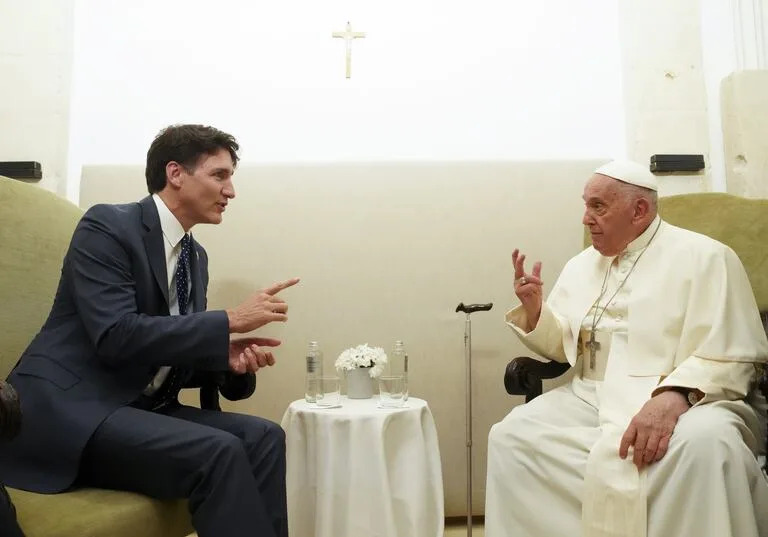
[9,487,192,537]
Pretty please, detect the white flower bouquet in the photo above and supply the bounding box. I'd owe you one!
[335,343,388,378]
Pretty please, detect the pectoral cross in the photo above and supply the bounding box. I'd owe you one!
[586,330,600,370]
[332,21,366,79]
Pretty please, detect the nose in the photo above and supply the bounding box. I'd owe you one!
[582,209,592,226]
[223,179,235,199]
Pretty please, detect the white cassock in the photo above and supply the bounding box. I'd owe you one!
[485,216,768,537]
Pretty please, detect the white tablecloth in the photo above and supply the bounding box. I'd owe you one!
[281,396,444,537]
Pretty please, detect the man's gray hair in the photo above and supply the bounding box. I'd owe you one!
[616,180,658,213]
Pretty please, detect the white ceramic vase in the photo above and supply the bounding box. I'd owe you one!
[346,367,374,399]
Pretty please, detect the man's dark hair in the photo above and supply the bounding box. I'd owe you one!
[145,124,240,194]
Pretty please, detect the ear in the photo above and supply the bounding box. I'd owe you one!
[165,161,185,189]
[633,197,651,221]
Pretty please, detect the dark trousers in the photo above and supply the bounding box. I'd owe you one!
[0,484,24,537]
[78,404,287,537]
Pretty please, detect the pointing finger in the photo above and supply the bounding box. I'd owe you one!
[238,337,282,348]
[263,277,301,296]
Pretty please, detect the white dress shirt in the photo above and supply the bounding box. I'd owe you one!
[143,194,194,395]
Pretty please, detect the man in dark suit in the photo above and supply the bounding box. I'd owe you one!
[0,124,299,537]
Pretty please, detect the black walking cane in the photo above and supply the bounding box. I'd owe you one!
[455,302,493,537]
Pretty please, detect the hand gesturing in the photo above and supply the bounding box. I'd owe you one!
[512,249,544,330]
[228,337,282,374]
[228,277,300,333]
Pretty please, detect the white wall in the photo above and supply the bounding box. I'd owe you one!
[700,0,768,193]
[5,2,763,200]
[701,0,740,192]
[0,0,74,195]
[618,0,713,195]
[66,0,626,200]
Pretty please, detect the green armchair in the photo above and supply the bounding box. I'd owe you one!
[0,175,251,536]
[503,192,768,473]
[0,175,193,536]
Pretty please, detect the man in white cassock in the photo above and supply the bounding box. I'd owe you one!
[484,160,768,537]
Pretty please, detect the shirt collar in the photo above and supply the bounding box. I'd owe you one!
[624,215,661,254]
[152,194,188,248]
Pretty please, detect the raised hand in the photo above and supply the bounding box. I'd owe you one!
[512,249,544,331]
[227,277,300,333]
[228,337,282,374]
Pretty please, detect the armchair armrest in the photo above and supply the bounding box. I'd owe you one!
[759,364,767,474]
[0,382,24,536]
[0,380,21,440]
[218,372,257,402]
[504,357,570,403]
[187,372,257,411]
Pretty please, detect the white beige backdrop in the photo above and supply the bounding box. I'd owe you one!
[79,160,598,515]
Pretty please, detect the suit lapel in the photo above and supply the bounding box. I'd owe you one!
[140,196,169,307]
[189,236,205,313]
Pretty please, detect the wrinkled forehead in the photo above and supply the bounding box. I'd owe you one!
[582,173,620,202]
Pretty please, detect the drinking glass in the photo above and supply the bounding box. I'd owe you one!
[378,375,406,408]
[315,376,341,407]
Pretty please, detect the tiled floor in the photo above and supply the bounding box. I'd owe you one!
[188,521,484,537]
[444,521,485,536]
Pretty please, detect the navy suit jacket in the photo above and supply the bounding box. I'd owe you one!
[0,197,233,493]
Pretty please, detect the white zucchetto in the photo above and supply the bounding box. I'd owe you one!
[594,160,658,191]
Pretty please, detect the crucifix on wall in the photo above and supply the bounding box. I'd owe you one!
[332,21,366,79]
